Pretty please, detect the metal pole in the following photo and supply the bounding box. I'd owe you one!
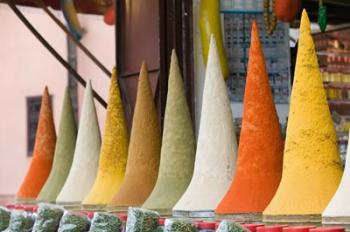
[6,0,107,108]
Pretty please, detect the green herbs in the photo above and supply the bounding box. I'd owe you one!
[32,203,64,232]
[6,210,35,232]
[89,212,121,232]
[58,212,90,232]
[126,207,159,232]
[216,221,249,232]
[0,206,11,230]
[164,219,197,232]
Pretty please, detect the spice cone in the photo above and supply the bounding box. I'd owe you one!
[109,62,161,208]
[263,10,343,223]
[16,87,56,202]
[56,81,101,205]
[83,68,129,206]
[215,21,283,217]
[172,35,238,216]
[142,50,196,214]
[323,130,350,225]
[37,88,77,203]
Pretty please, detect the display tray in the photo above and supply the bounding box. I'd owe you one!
[263,214,322,226]
[216,213,262,223]
[173,210,216,218]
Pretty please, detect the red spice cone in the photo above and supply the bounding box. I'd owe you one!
[17,87,56,202]
[216,21,283,214]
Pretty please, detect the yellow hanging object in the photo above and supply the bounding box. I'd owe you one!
[83,68,129,207]
[199,0,229,80]
[263,10,343,223]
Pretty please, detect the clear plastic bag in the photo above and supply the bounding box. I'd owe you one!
[164,218,197,232]
[58,211,90,232]
[89,212,121,232]
[32,203,64,232]
[125,207,159,232]
[0,206,11,230]
[216,220,248,232]
[5,210,35,232]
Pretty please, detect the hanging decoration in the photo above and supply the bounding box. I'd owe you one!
[318,0,327,33]
[103,4,115,26]
[61,0,84,40]
[275,0,301,23]
[263,0,277,36]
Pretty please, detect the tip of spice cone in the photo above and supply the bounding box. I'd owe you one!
[300,9,311,33]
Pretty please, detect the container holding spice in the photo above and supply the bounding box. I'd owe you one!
[198,222,216,232]
[310,227,345,232]
[164,218,197,232]
[32,203,64,232]
[216,220,249,232]
[126,207,159,232]
[0,206,11,231]
[257,225,288,232]
[58,211,90,232]
[89,212,121,232]
[156,218,166,232]
[283,226,316,232]
[242,224,264,232]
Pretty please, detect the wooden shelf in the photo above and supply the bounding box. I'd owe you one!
[329,99,350,115]
[324,82,350,89]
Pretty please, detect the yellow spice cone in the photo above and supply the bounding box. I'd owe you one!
[83,68,129,206]
[109,62,161,208]
[263,10,343,222]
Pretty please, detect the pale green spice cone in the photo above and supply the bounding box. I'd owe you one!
[142,50,196,213]
[37,88,77,202]
[56,81,101,205]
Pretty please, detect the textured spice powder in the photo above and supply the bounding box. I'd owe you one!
[216,21,283,214]
[37,88,77,203]
[173,36,237,212]
[17,87,56,202]
[83,68,129,206]
[142,50,196,212]
[263,10,343,216]
[109,62,161,207]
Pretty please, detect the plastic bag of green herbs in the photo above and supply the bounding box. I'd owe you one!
[88,212,121,232]
[164,218,197,232]
[0,206,11,230]
[5,210,35,232]
[216,220,249,232]
[32,203,64,232]
[126,207,159,232]
[58,211,90,232]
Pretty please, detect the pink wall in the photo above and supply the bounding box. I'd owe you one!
[0,4,114,197]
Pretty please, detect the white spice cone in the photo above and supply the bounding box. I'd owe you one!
[323,130,350,224]
[56,81,101,205]
[173,35,238,216]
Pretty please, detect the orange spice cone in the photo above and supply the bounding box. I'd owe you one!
[109,62,161,210]
[263,10,343,224]
[16,87,57,203]
[215,21,284,220]
[83,68,129,207]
